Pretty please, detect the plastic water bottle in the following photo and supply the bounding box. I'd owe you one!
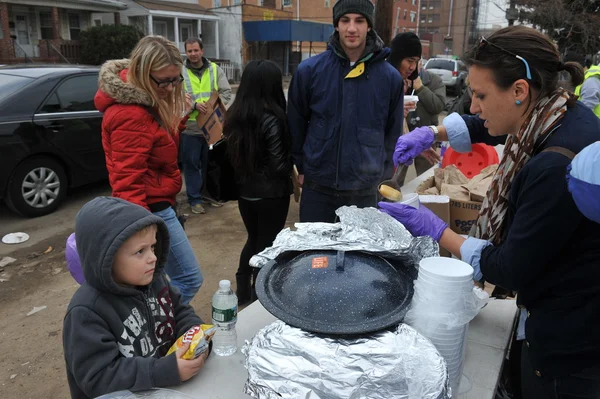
[211,280,238,356]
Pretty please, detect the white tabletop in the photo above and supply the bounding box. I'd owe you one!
[174,299,517,398]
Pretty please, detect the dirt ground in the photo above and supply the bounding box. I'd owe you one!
[0,191,300,399]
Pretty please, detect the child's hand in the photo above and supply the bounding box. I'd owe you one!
[176,341,208,382]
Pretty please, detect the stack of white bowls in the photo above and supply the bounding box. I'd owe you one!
[412,257,474,395]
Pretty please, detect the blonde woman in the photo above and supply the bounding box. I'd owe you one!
[94,36,203,304]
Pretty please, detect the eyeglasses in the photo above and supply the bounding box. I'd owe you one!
[477,36,532,80]
[150,74,185,89]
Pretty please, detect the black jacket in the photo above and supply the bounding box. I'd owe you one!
[236,113,293,199]
[464,102,600,377]
[63,197,203,398]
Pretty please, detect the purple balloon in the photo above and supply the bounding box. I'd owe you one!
[66,233,85,284]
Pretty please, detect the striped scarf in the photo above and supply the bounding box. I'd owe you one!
[472,88,573,245]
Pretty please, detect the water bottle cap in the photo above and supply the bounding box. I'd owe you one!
[219,280,231,290]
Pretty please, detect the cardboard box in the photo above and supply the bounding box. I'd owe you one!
[416,175,482,236]
[418,194,451,257]
[195,91,226,146]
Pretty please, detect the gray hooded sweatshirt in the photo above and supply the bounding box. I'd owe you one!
[63,197,202,398]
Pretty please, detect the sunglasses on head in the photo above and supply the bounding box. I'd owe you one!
[150,74,185,89]
[477,36,532,80]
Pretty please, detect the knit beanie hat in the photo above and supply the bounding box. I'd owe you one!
[387,32,422,69]
[333,0,375,28]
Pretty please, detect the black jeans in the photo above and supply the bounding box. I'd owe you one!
[521,342,600,399]
[299,186,378,223]
[237,196,290,303]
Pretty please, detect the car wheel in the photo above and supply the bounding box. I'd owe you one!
[5,157,67,217]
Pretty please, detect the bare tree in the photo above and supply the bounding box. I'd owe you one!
[516,0,600,54]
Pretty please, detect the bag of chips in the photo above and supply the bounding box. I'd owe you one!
[167,324,217,360]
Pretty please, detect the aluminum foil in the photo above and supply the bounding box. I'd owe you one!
[243,320,450,399]
[250,206,439,271]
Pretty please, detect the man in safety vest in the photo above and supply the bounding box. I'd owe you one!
[181,38,232,214]
[575,61,600,118]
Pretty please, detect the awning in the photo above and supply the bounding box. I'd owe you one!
[243,20,334,42]
[133,0,214,16]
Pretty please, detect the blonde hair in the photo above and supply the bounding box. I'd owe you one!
[127,36,186,135]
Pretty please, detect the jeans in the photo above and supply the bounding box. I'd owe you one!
[181,133,209,206]
[299,186,378,223]
[237,197,290,303]
[521,342,600,399]
[153,207,203,304]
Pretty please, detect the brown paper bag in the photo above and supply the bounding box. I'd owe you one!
[443,165,469,185]
[441,183,471,201]
[195,91,227,146]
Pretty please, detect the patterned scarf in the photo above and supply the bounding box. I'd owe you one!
[472,88,573,245]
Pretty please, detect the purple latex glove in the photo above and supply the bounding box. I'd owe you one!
[378,201,448,242]
[393,126,435,166]
[66,233,85,285]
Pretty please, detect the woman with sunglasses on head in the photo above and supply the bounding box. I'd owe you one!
[223,60,292,304]
[95,35,203,304]
[381,26,600,398]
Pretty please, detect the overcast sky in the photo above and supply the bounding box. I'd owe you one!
[479,0,509,28]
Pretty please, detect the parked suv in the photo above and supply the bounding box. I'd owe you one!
[0,65,106,217]
[424,58,468,93]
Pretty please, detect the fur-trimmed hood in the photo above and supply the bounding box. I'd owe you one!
[94,59,154,112]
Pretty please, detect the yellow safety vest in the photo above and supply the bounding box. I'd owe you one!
[182,62,219,121]
[574,65,600,118]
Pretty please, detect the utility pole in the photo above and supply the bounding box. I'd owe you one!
[374,0,394,46]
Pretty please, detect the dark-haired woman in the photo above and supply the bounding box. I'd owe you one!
[381,25,600,398]
[223,60,292,304]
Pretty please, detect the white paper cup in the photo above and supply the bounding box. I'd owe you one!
[401,192,420,209]
[419,257,474,280]
[404,95,420,111]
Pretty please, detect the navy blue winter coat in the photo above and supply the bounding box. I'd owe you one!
[288,33,404,191]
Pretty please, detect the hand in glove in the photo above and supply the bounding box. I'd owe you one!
[378,201,448,242]
[393,126,435,166]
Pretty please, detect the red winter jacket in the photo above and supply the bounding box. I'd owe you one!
[95,60,187,210]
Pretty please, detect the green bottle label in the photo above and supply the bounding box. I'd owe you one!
[212,306,237,323]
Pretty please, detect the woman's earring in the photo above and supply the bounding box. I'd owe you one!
[516,100,522,105]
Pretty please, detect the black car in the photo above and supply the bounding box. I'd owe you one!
[0,65,107,217]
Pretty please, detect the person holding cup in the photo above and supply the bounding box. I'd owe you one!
[382,26,600,398]
[387,32,445,182]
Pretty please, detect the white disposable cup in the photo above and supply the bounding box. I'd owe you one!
[417,271,473,285]
[419,257,474,280]
[404,95,420,111]
[401,192,420,209]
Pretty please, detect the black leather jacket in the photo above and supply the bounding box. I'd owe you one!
[236,113,293,199]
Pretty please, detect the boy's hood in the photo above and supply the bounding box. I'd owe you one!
[75,197,170,296]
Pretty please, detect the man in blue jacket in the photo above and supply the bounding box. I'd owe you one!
[288,0,404,222]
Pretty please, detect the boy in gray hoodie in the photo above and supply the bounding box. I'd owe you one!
[63,197,207,398]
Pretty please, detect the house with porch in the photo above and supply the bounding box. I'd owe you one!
[0,0,127,64]
[95,0,220,60]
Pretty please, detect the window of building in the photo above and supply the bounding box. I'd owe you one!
[403,10,407,20]
[153,21,167,36]
[283,0,292,6]
[410,11,416,22]
[39,12,54,39]
[213,0,221,7]
[93,18,102,27]
[412,0,416,5]
[68,13,81,40]
[325,0,330,7]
